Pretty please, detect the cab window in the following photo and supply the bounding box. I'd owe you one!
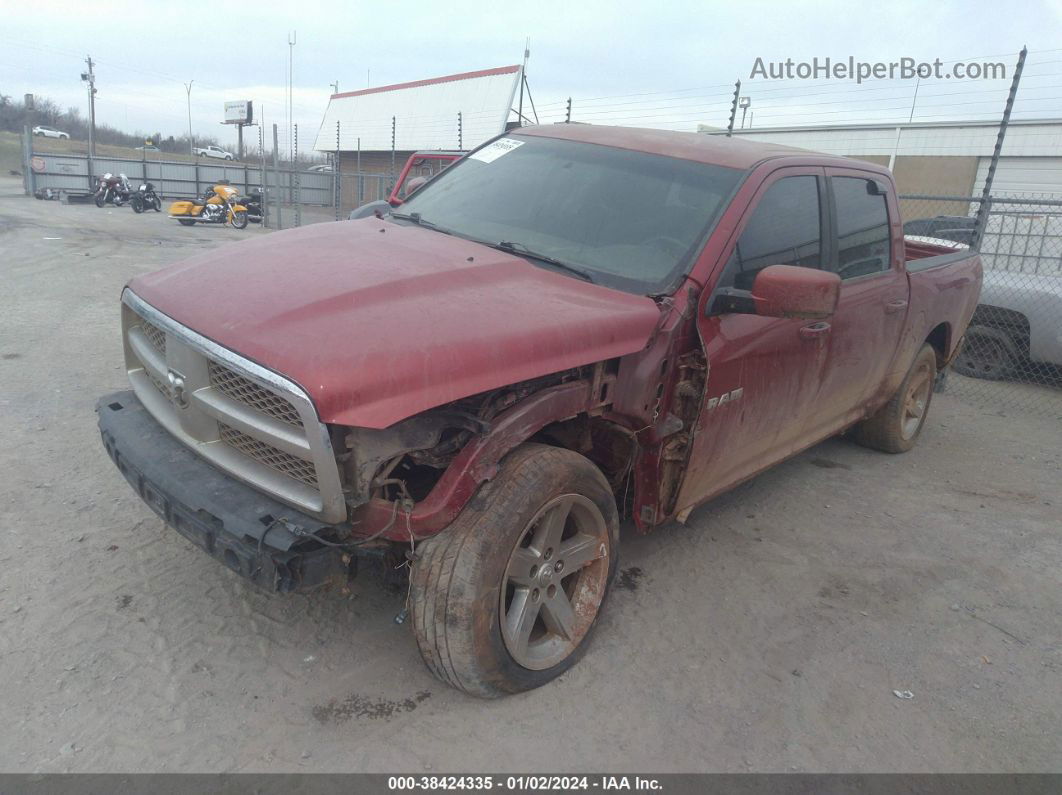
[831,176,891,279]
[716,175,823,291]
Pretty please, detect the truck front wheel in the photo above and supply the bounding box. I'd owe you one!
[410,443,619,697]
[852,344,937,454]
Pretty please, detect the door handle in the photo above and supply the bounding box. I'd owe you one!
[799,321,831,340]
[885,299,909,314]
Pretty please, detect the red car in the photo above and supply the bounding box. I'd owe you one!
[98,124,982,697]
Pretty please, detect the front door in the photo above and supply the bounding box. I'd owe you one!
[674,169,834,515]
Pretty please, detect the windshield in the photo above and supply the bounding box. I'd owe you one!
[398,135,744,294]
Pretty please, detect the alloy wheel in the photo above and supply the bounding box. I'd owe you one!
[500,494,610,671]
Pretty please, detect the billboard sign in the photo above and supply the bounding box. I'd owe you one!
[223,101,252,124]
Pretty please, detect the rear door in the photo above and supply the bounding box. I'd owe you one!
[811,168,909,432]
[674,168,833,514]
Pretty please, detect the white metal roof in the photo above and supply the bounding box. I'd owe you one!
[314,65,521,152]
[712,118,1062,158]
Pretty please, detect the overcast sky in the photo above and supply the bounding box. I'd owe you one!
[2,0,1060,150]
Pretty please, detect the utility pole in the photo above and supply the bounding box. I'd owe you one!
[287,30,296,164]
[81,56,97,158]
[184,80,194,154]
[908,78,921,123]
[517,38,530,126]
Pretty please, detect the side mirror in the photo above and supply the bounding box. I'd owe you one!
[750,264,841,320]
[348,199,393,220]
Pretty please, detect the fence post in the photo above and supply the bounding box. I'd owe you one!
[357,137,362,205]
[565,98,572,124]
[294,124,302,227]
[458,112,463,150]
[974,46,1027,251]
[259,124,269,229]
[334,120,341,221]
[726,81,740,137]
[272,123,283,230]
[21,125,33,196]
[390,116,396,194]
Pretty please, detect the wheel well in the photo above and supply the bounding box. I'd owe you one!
[970,305,1031,353]
[531,416,636,517]
[925,323,951,367]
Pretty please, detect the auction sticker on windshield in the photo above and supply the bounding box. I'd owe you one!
[469,138,525,163]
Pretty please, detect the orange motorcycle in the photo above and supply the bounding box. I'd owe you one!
[168,183,249,229]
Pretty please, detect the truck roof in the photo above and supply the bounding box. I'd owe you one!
[516,123,885,173]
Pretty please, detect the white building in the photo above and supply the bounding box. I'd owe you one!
[713,118,1062,197]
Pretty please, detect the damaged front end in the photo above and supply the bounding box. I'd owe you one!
[97,392,356,593]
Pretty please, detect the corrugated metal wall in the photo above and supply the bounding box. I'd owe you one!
[27,152,335,205]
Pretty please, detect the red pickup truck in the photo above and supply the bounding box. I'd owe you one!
[97,124,981,697]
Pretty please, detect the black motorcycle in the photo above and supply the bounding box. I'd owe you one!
[130,182,162,213]
[242,187,263,223]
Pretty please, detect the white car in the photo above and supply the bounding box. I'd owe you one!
[952,271,1062,380]
[307,164,333,173]
[194,145,235,161]
[33,125,70,140]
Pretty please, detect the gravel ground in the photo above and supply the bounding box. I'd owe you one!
[1,178,1060,773]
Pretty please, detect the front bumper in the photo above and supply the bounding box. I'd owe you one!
[97,390,351,593]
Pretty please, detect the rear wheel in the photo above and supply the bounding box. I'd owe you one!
[852,344,937,454]
[177,218,196,226]
[152,196,162,212]
[131,196,144,213]
[951,325,1019,380]
[410,443,619,697]
[94,192,105,208]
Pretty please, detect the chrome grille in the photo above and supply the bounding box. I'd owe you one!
[219,424,319,489]
[209,362,303,428]
[147,371,174,404]
[138,318,166,356]
[121,290,346,523]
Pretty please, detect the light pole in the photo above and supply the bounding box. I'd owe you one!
[184,80,194,154]
[80,57,97,158]
[287,31,296,164]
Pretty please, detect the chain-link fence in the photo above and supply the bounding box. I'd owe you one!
[901,193,1062,417]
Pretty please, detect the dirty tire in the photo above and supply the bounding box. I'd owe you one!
[410,443,619,698]
[853,343,937,454]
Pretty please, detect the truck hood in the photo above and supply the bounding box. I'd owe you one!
[128,218,661,428]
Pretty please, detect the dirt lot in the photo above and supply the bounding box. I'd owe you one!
[1,176,1060,773]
